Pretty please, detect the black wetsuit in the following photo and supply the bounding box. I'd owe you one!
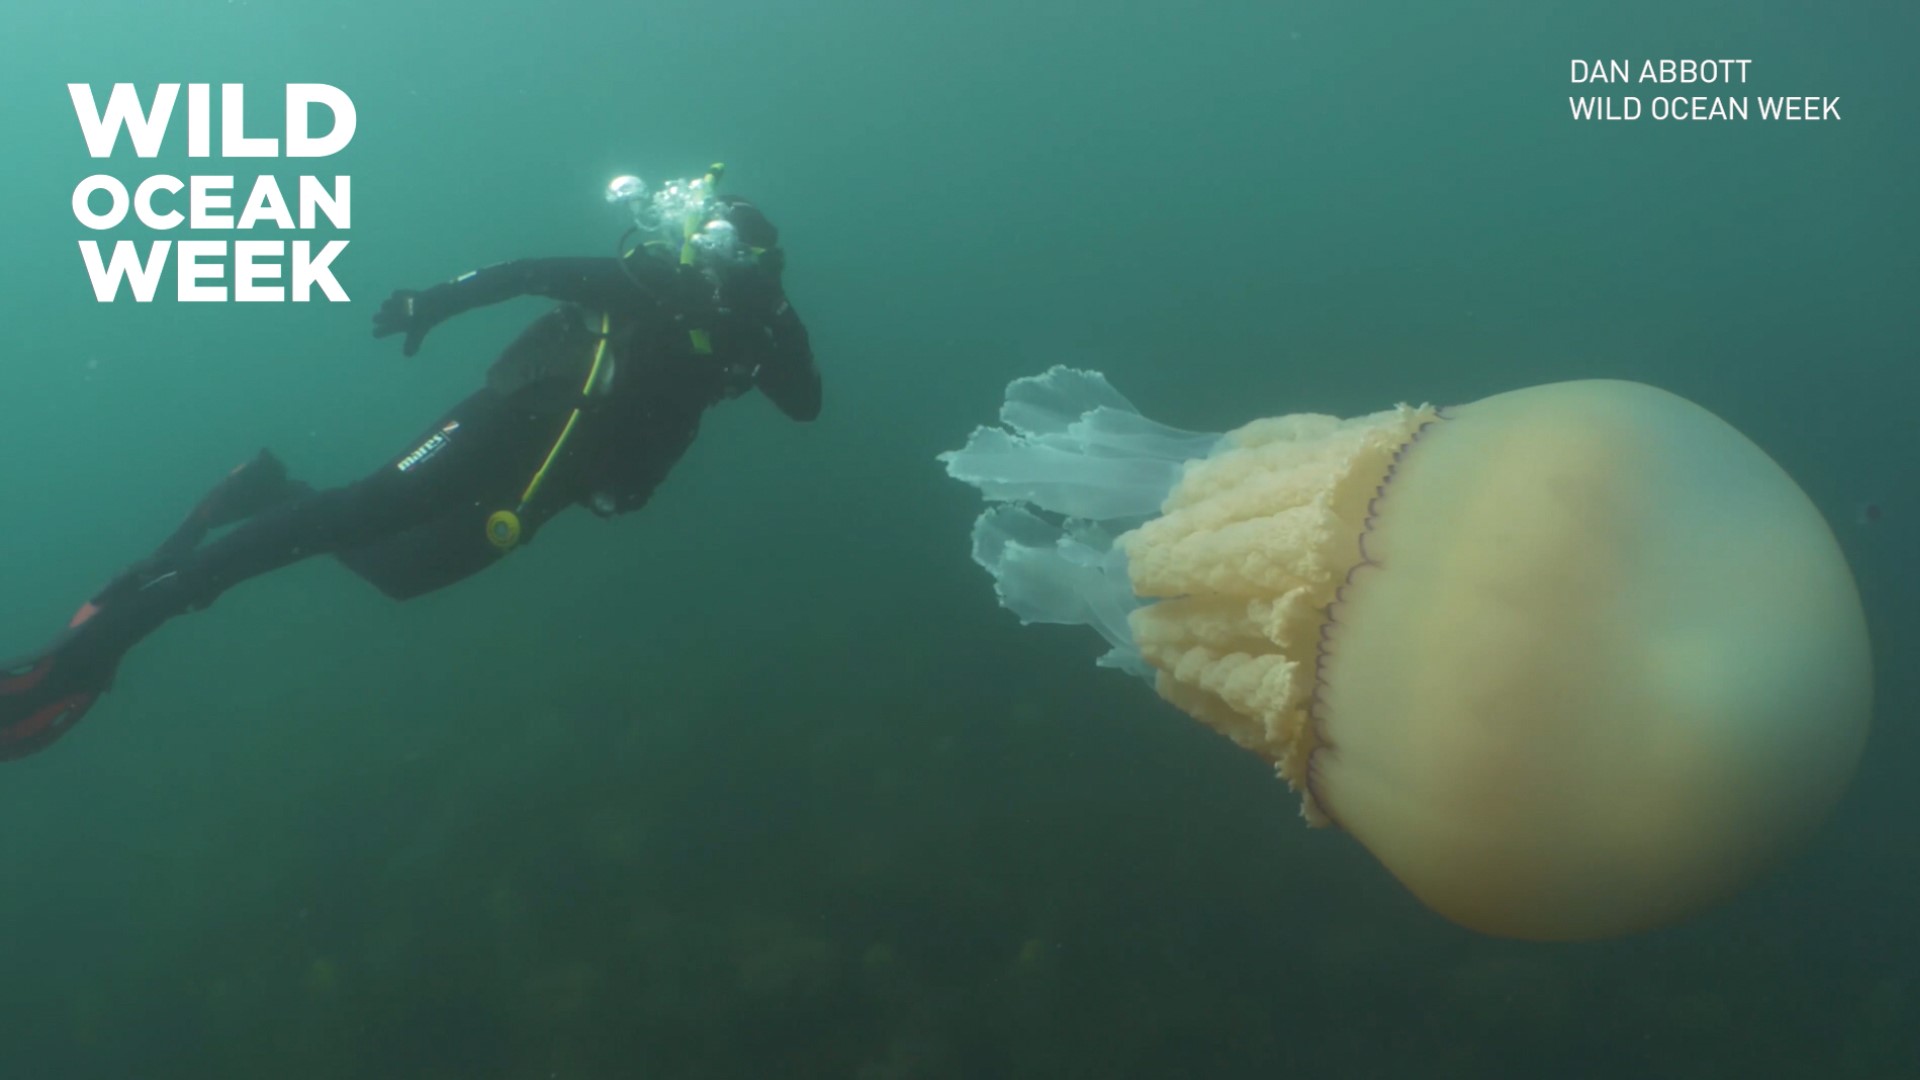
[0,239,819,761]
[164,247,816,608]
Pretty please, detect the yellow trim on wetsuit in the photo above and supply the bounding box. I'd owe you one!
[488,310,614,552]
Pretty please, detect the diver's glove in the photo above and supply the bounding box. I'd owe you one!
[372,286,456,357]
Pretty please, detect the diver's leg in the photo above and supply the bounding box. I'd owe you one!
[177,387,537,602]
[0,390,519,760]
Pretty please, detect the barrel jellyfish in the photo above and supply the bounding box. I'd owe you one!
[939,367,1872,941]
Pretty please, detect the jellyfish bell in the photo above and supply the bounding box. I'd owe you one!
[941,368,1872,941]
[1301,381,1872,939]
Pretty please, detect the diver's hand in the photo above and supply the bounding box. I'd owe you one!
[372,288,447,357]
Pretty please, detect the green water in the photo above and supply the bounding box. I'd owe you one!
[1,1,1913,1076]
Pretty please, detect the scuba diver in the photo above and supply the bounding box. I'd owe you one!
[0,164,819,761]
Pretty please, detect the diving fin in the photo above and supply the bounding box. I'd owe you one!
[0,555,203,762]
[0,451,283,761]
[0,618,117,762]
[155,449,308,560]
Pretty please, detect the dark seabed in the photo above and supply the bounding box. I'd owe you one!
[1,1,1914,1077]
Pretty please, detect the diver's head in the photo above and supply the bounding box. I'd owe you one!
[698,195,787,292]
[678,192,781,274]
[709,195,778,250]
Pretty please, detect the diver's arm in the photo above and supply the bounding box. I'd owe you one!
[440,258,641,311]
[753,298,821,422]
[373,255,668,357]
